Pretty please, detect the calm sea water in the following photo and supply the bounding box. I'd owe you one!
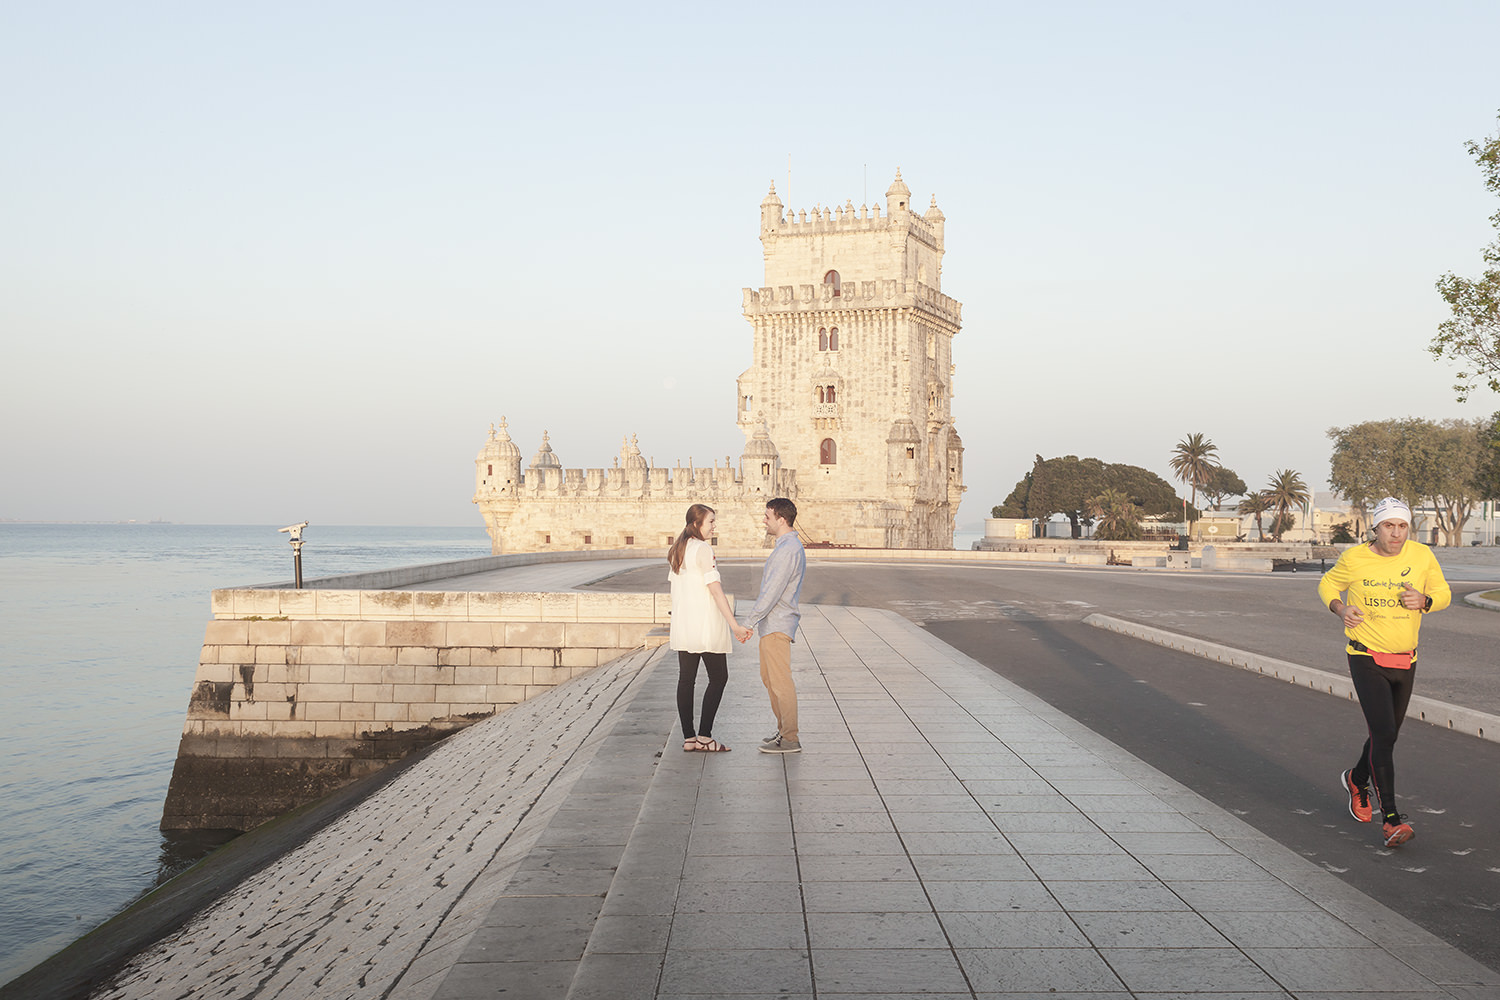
[0,523,493,985]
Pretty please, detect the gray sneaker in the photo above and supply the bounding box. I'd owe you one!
[761,732,780,745]
[759,737,802,754]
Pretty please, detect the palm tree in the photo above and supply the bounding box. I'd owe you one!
[1089,488,1142,540]
[1237,492,1272,541]
[1263,469,1311,542]
[1169,433,1220,515]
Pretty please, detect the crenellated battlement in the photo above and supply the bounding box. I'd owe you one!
[741,278,962,325]
[763,200,944,246]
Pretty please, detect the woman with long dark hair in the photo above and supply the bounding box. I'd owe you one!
[668,504,751,751]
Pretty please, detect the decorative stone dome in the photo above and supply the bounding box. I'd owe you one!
[741,422,779,460]
[481,417,522,462]
[529,431,561,470]
[886,418,921,444]
[885,168,910,200]
[925,194,944,221]
[622,434,649,472]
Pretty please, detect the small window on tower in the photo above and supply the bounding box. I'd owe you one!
[625,535,634,545]
[819,328,828,351]
[487,464,493,475]
[829,327,839,351]
[820,439,837,465]
[544,534,551,544]
[824,270,841,296]
[761,462,771,476]
[906,447,915,459]
[583,534,592,545]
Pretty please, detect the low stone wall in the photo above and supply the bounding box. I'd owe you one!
[161,589,675,832]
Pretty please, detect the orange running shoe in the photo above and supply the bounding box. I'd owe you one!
[1382,817,1414,848]
[1341,769,1372,823]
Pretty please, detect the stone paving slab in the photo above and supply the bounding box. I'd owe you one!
[84,603,1500,1000]
[432,605,1497,1000]
[87,645,661,1000]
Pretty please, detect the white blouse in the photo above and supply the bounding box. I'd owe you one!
[668,538,732,654]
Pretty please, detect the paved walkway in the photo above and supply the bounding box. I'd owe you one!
[86,600,1499,999]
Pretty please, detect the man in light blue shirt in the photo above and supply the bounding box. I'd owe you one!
[740,498,806,753]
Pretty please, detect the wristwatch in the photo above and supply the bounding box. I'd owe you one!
[1423,595,1433,612]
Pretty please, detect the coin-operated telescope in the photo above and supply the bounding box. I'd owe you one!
[278,521,310,588]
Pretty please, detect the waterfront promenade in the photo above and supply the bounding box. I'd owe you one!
[41,557,1496,1000]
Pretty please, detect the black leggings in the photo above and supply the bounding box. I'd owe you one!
[1347,653,1416,821]
[677,651,728,740]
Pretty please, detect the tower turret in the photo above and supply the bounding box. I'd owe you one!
[885,168,911,217]
[475,417,523,496]
[740,421,781,496]
[925,194,945,245]
[760,182,784,234]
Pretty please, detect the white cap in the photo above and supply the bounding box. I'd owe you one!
[1371,497,1411,527]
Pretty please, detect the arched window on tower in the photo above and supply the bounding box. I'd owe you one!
[819,328,828,351]
[829,327,839,351]
[820,439,837,465]
[826,385,836,404]
[824,270,841,297]
[817,386,825,404]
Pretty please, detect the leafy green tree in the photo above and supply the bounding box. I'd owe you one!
[1431,111,1500,402]
[1474,412,1500,501]
[993,455,1184,537]
[1104,462,1187,520]
[1263,469,1310,542]
[1238,492,1271,541]
[1328,417,1485,545]
[1169,433,1219,516]
[991,464,1033,519]
[1200,465,1247,509]
[1089,488,1142,540]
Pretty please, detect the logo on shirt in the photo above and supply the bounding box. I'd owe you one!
[1401,567,1411,577]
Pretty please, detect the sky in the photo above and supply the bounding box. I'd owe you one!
[3,2,1498,529]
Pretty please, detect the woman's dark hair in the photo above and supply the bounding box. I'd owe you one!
[667,504,715,573]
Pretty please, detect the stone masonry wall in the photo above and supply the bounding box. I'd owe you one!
[161,589,675,831]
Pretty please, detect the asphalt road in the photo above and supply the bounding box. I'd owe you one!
[588,559,1500,971]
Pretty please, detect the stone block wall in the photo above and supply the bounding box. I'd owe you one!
[161,589,675,831]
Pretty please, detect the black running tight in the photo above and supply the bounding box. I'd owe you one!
[1346,653,1416,822]
[677,651,728,740]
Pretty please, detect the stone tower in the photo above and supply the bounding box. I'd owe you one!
[737,170,965,547]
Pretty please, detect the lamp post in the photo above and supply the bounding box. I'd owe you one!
[279,521,309,589]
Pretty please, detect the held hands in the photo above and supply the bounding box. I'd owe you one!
[732,623,754,644]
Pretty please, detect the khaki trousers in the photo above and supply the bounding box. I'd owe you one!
[758,631,797,743]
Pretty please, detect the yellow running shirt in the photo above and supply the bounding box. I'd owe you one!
[1316,540,1451,658]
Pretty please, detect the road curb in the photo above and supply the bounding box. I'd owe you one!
[1464,590,1500,611]
[1084,613,1499,746]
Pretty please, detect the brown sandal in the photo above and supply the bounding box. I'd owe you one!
[696,737,731,752]
[684,737,703,751]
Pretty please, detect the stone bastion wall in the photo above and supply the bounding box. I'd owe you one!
[161,585,678,832]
